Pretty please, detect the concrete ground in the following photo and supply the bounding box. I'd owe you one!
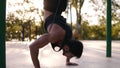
[6,40,120,68]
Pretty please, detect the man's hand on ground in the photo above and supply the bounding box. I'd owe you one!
[66,62,78,66]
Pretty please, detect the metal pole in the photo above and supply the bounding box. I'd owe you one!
[0,0,6,68]
[106,0,112,57]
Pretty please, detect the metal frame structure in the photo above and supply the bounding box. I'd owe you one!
[0,0,111,67]
[0,0,6,68]
[106,0,112,57]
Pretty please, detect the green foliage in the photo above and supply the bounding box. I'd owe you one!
[112,22,120,40]
[74,21,120,40]
[79,21,106,40]
[6,13,43,41]
[6,13,120,40]
[6,0,44,41]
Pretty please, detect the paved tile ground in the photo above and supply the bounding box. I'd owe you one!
[6,40,120,68]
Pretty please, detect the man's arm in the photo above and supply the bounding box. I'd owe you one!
[29,23,66,68]
[29,34,50,68]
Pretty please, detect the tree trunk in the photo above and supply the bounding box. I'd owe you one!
[22,24,25,41]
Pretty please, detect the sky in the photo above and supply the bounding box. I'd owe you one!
[7,0,119,25]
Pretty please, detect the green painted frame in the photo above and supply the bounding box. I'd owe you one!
[0,0,6,68]
[106,0,112,57]
[0,0,112,67]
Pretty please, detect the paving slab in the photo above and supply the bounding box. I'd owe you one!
[6,40,120,68]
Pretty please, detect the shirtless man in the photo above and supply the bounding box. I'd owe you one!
[29,0,83,68]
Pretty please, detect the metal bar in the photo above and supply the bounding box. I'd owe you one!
[106,0,112,57]
[0,0,6,68]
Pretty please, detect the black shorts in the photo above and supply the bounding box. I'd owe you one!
[44,14,72,51]
[44,0,68,14]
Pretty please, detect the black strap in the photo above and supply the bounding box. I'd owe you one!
[44,0,71,51]
[44,14,72,52]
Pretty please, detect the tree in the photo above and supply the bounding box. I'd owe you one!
[70,0,84,39]
[6,0,43,41]
[6,13,21,40]
[112,22,120,40]
[88,0,120,40]
[80,21,90,39]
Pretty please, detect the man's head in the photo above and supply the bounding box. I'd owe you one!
[63,40,83,59]
[44,0,68,14]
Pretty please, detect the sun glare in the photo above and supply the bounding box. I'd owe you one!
[34,0,43,10]
[7,0,43,12]
[6,0,44,21]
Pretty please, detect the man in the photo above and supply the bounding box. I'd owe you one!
[29,0,83,68]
